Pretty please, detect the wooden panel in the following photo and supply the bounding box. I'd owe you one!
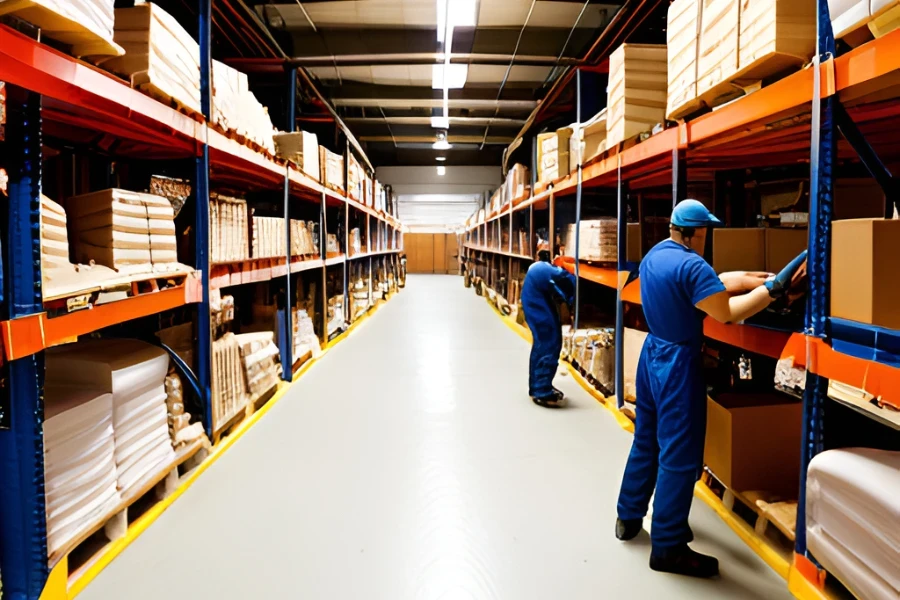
[445,234,459,274]
[433,234,446,273]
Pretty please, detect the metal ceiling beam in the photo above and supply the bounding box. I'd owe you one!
[359,135,514,145]
[343,116,527,127]
[282,53,581,67]
[334,98,538,110]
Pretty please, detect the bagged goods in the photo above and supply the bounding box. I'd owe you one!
[564,218,618,262]
[326,234,340,255]
[210,194,249,263]
[67,189,180,275]
[293,309,321,360]
[349,228,362,256]
[103,3,201,114]
[585,330,616,393]
[607,44,668,147]
[667,0,703,120]
[327,295,345,335]
[274,131,320,180]
[43,385,120,557]
[45,339,175,496]
[807,448,900,600]
[0,0,123,57]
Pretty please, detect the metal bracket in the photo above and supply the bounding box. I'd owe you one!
[834,100,897,218]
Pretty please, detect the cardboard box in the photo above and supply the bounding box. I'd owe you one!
[705,393,802,498]
[607,43,668,148]
[765,228,807,273]
[739,0,816,73]
[697,0,740,96]
[627,223,642,262]
[834,178,887,220]
[831,218,900,329]
[274,131,320,180]
[667,0,703,119]
[571,110,608,167]
[712,228,766,273]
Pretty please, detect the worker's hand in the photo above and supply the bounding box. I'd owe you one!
[719,271,773,294]
[766,250,808,299]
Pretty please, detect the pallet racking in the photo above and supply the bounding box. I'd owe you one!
[0,4,402,599]
[465,2,900,598]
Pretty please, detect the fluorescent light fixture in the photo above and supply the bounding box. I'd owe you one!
[447,0,477,27]
[432,140,452,150]
[436,156,447,162]
[437,166,447,176]
[432,64,468,89]
[436,0,447,43]
[431,116,450,129]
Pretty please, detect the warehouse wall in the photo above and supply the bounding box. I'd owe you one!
[377,166,501,232]
[405,234,459,274]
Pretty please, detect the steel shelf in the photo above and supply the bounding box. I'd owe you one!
[465,244,532,261]
[554,257,620,290]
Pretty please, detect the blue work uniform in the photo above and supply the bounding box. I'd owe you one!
[617,240,725,552]
[521,262,577,399]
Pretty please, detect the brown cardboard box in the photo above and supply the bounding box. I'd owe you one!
[627,223,642,262]
[831,218,900,329]
[705,393,802,497]
[738,0,816,74]
[765,228,807,273]
[834,179,888,220]
[667,0,703,120]
[712,228,766,273]
[607,44,668,148]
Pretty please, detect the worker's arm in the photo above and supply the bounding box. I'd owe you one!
[696,287,773,324]
[718,271,772,294]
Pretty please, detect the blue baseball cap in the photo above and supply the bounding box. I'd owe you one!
[671,199,721,228]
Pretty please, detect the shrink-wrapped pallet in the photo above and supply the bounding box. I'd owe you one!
[0,0,122,58]
[697,0,740,96]
[67,189,180,275]
[45,340,175,497]
[607,44,667,148]
[274,131,320,180]
[103,3,201,114]
[43,385,120,557]
[667,0,704,120]
[564,219,618,262]
[807,448,900,600]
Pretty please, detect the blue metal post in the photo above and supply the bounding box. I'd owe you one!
[0,86,50,600]
[796,0,836,559]
[280,68,298,380]
[672,148,687,208]
[195,0,213,435]
[615,156,626,410]
[574,68,582,330]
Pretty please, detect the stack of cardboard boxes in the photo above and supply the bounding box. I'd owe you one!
[712,227,808,274]
[607,44,668,148]
[538,128,572,184]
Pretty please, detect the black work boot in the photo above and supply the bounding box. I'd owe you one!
[649,545,719,578]
[615,518,643,541]
[552,387,565,400]
[533,395,565,408]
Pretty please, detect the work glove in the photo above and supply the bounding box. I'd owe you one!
[765,250,808,299]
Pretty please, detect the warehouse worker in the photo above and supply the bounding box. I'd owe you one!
[521,243,577,408]
[615,199,807,578]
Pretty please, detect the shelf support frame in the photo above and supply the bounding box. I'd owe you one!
[574,68,583,331]
[615,154,627,410]
[0,83,50,600]
[280,68,298,380]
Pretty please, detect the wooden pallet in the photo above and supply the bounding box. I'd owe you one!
[702,470,798,543]
[52,437,209,571]
[211,383,281,445]
[43,268,196,315]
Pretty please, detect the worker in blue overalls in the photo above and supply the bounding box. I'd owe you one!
[615,199,807,578]
[521,244,577,408]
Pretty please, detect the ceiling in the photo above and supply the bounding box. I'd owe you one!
[254,0,630,167]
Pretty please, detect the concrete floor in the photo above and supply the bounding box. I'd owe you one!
[82,275,792,600]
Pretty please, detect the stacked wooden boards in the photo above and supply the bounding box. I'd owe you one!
[0,0,123,57]
[67,189,180,275]
[211,195,250,264]
[607,44,667,148]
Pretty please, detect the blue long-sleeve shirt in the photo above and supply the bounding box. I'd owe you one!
[522,261,577,307]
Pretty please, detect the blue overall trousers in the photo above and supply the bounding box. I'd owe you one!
[521,262,575,399]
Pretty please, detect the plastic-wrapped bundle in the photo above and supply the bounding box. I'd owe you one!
[349,228,362,256]
[210,195,249,263]
[43,385,120,557]
[564,218,618,262]
[235,332,281,400]
[586,329,616,394]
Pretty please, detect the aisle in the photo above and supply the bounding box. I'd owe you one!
[82,275,791,600]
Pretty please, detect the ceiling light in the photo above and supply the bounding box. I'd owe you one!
[437,166,447,176]
[436,156,447,162]
[432,64,468,90]
[431,116,450,129]
[437,0,447,43]
[433,140,452,150]
[446,0,477,27]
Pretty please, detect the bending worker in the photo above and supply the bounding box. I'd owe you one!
[521,244,577,408]
[615,199,807,578]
